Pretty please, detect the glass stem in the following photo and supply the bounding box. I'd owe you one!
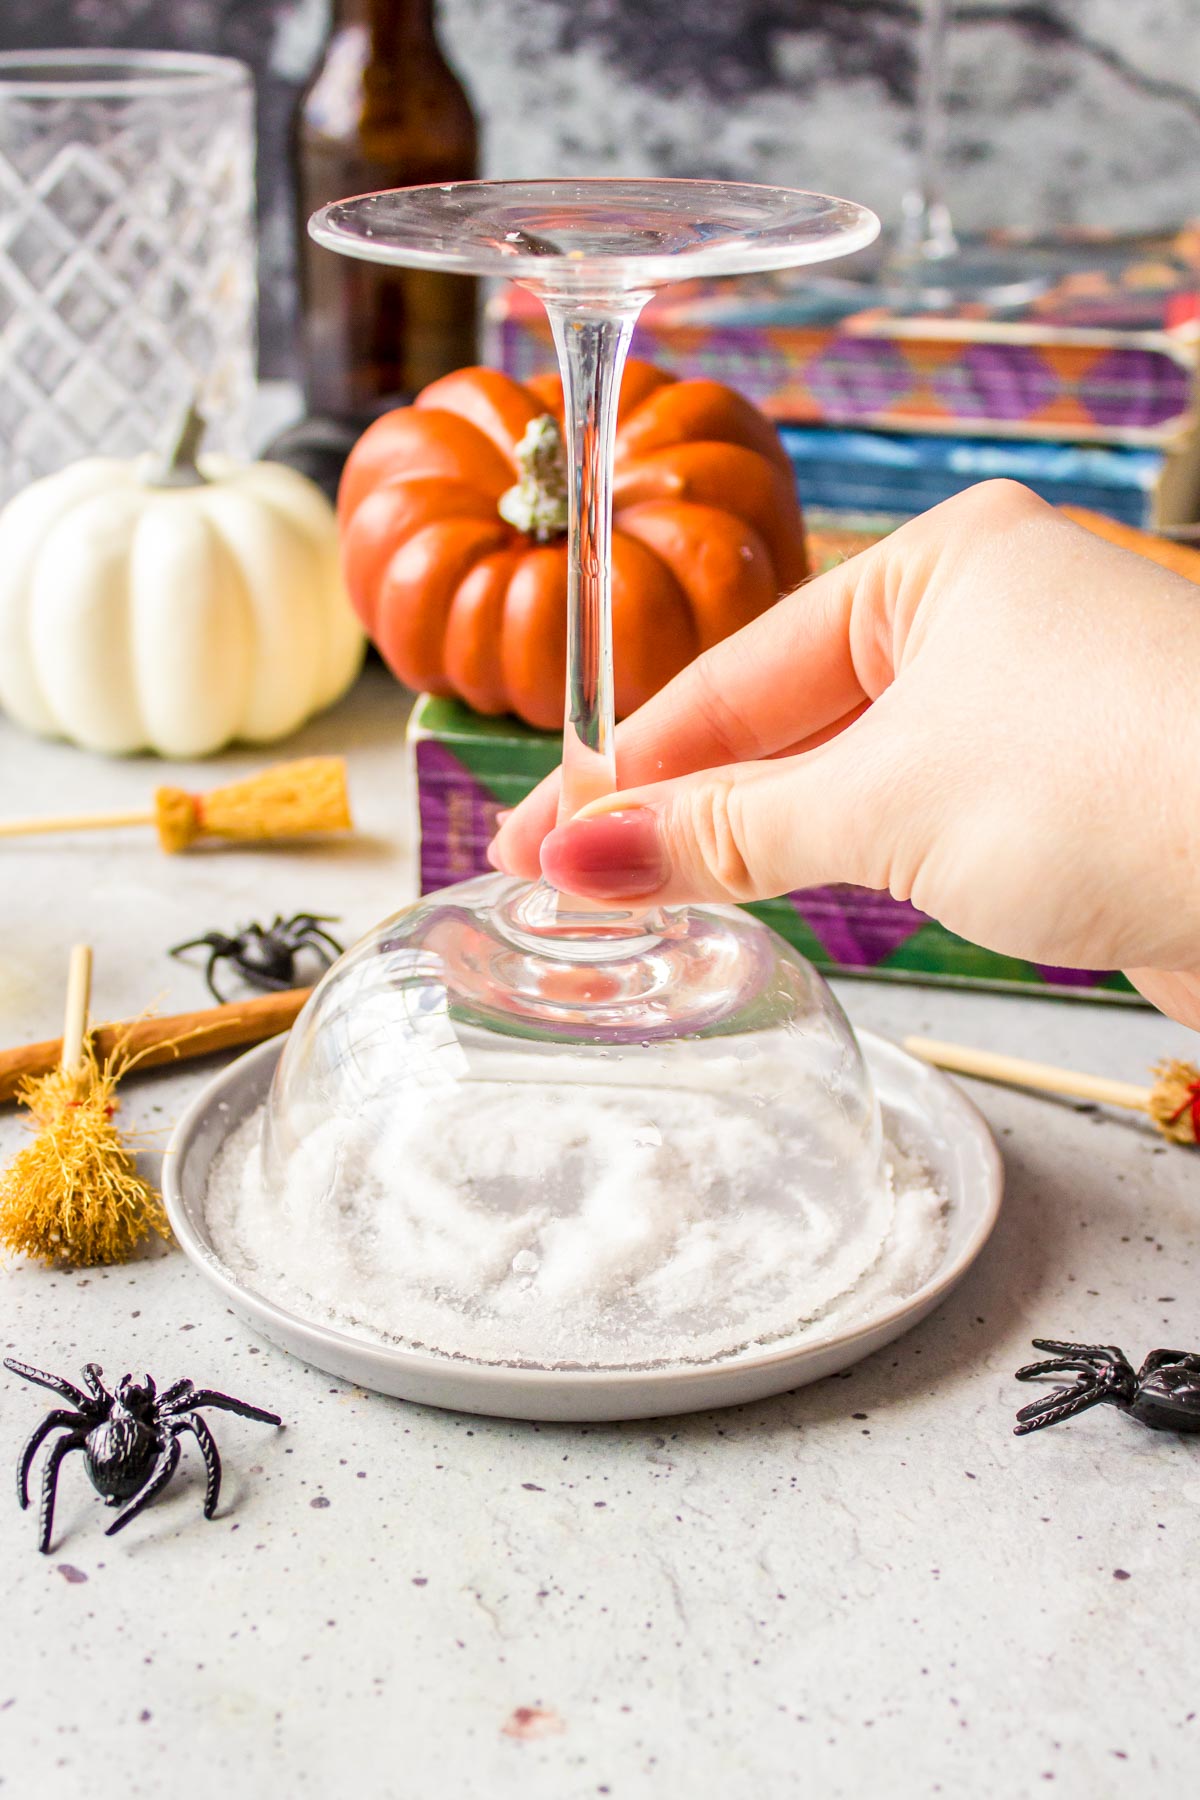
[898,0,959,265]
[544,293,646,825]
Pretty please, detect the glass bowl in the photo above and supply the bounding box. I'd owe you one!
[254,874,888,1370]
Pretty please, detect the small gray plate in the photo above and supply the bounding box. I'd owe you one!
[163,1033,1003,1422]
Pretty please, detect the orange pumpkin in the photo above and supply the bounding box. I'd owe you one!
[338,359,807,729]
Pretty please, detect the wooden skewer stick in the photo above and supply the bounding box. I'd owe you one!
[60,944,94,1080]
[0,809,159,838]
[904,1035,1200,1146]
[904,1036,1151,1111]
[0,986,312,1106]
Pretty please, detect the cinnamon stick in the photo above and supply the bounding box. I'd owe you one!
[0,987,311,1105]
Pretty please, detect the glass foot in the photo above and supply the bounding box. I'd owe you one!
[887,254,1049,310]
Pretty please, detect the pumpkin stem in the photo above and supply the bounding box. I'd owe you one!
[497,415,569,542]
[149,399,209,489]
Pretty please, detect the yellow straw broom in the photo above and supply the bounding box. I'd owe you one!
[0,756,352,853]
[0,947,171,1266]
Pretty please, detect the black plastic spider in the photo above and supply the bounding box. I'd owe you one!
[5,1358,282,1553]
[1014,1339,1200,1436]
[170,912,343,1003]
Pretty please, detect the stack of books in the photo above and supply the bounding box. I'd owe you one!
[484,227,1200,532]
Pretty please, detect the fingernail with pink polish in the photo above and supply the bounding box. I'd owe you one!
[493,808,514,825]
[540,809,667,900]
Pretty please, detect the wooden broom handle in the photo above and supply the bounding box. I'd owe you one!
[61,944,93,1075]
[0,986,311,1104]
[0,809,156,838]
[903,1035,1153,1112]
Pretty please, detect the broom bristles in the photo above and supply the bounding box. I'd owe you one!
[1148,1059,1200,1145]
[153,786,198,853]
[154,756,352,852]
[0,1046,169,1266]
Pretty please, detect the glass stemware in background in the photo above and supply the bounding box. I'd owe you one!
[0,52,257,504]
[895,0,958,271]
[885,0,1047,308]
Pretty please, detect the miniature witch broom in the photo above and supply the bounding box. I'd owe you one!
[905,1036,1200,1145]
[0,946,171,1266]
[0,756,352,853]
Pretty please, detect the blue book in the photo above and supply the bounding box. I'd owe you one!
[779,426,1163,527]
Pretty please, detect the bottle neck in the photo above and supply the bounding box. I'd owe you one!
[330,0,437,52]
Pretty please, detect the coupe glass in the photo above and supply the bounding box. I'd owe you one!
[885,0,1047,308]
[260,180,889,1371]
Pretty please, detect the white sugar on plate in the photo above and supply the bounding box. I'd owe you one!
[205,1078,949,1372]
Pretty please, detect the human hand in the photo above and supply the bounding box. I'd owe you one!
[488,482,1200,1026]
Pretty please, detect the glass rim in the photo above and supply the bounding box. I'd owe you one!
[0,49,252,100]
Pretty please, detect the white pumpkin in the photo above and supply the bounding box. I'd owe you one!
[0,432,365,758]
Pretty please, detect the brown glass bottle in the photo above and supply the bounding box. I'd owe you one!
[293,0,478,424]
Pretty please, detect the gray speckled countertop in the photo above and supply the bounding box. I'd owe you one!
[2,667,1198,1799]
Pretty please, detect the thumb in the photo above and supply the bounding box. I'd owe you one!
[539,726,901,907]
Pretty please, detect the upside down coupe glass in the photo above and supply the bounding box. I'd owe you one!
[259,180,894,1370]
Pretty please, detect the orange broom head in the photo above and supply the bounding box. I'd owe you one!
[154,756,353,852]
[0,1043,170,1267]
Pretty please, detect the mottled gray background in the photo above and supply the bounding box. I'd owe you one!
[5,2,1200,373]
